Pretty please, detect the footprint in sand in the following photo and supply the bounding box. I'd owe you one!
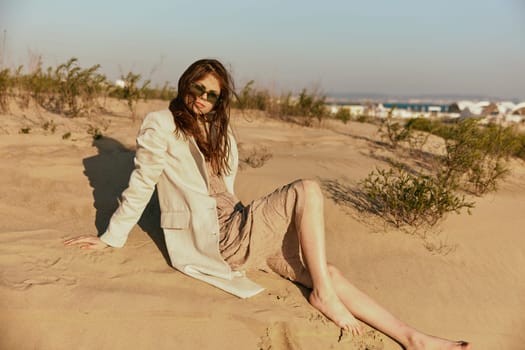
[6,275,77,291]
[258,322,299,350]
[259,321,386,350]
[338,328,386,350]
[1,255,77,291]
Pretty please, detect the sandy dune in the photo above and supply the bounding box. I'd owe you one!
[1,100,524,349]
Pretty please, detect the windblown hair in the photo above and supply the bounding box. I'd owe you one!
[169,59,235,175]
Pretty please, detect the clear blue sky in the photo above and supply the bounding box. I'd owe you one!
[1,0,524,99]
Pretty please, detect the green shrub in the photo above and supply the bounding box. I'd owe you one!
[54,58,106,117]
[277,92,295,118]
[28,59,59,109]
[236,80,269,111]
[143,81,176,101]
[111,72,150,120]
[266,89,328,126]
[295,88,328,125]
[405,117,436,133]
[405,117,455,140]
[355,115,370,123]
[361,167,473,228]
[379,108,411,148]
[0,68,12,112]
[12,65,31,108]
[513,132,525,160]
[438,119,520,195]
[358,118,523,229]
[334,107,351,124]
[231,80,332,127]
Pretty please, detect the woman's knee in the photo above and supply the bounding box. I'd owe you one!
[300,179,323,201]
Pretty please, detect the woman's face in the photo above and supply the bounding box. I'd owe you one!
[186,74,221,116]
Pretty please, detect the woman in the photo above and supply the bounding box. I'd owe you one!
[65,59,470,349]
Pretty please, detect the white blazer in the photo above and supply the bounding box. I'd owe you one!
[100,109,264,298]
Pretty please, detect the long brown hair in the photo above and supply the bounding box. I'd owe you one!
[169,59,235,175]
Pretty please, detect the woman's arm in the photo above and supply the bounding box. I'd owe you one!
[65,112,171,250]
[99,112,171,247]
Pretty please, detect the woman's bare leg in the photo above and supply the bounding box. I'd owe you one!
[296,180,469,349]
[296,180,361,334]
[327,264,470,349]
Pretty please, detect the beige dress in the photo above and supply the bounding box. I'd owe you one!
[207,164,312,287]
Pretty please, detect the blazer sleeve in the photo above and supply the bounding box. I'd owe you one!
[100,113,170,247]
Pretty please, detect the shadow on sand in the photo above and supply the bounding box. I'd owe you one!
[82,136,170,264]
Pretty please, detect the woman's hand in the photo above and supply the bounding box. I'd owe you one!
[63,235,109,250]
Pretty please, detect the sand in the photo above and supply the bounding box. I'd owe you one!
[1,99,524,349]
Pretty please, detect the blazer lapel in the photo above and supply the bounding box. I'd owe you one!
[188,137,210,193]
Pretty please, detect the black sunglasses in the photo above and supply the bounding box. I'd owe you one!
[189,82,220,105]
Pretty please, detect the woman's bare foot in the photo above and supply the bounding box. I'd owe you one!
[309,288,362,335]
[406,332,470,350]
